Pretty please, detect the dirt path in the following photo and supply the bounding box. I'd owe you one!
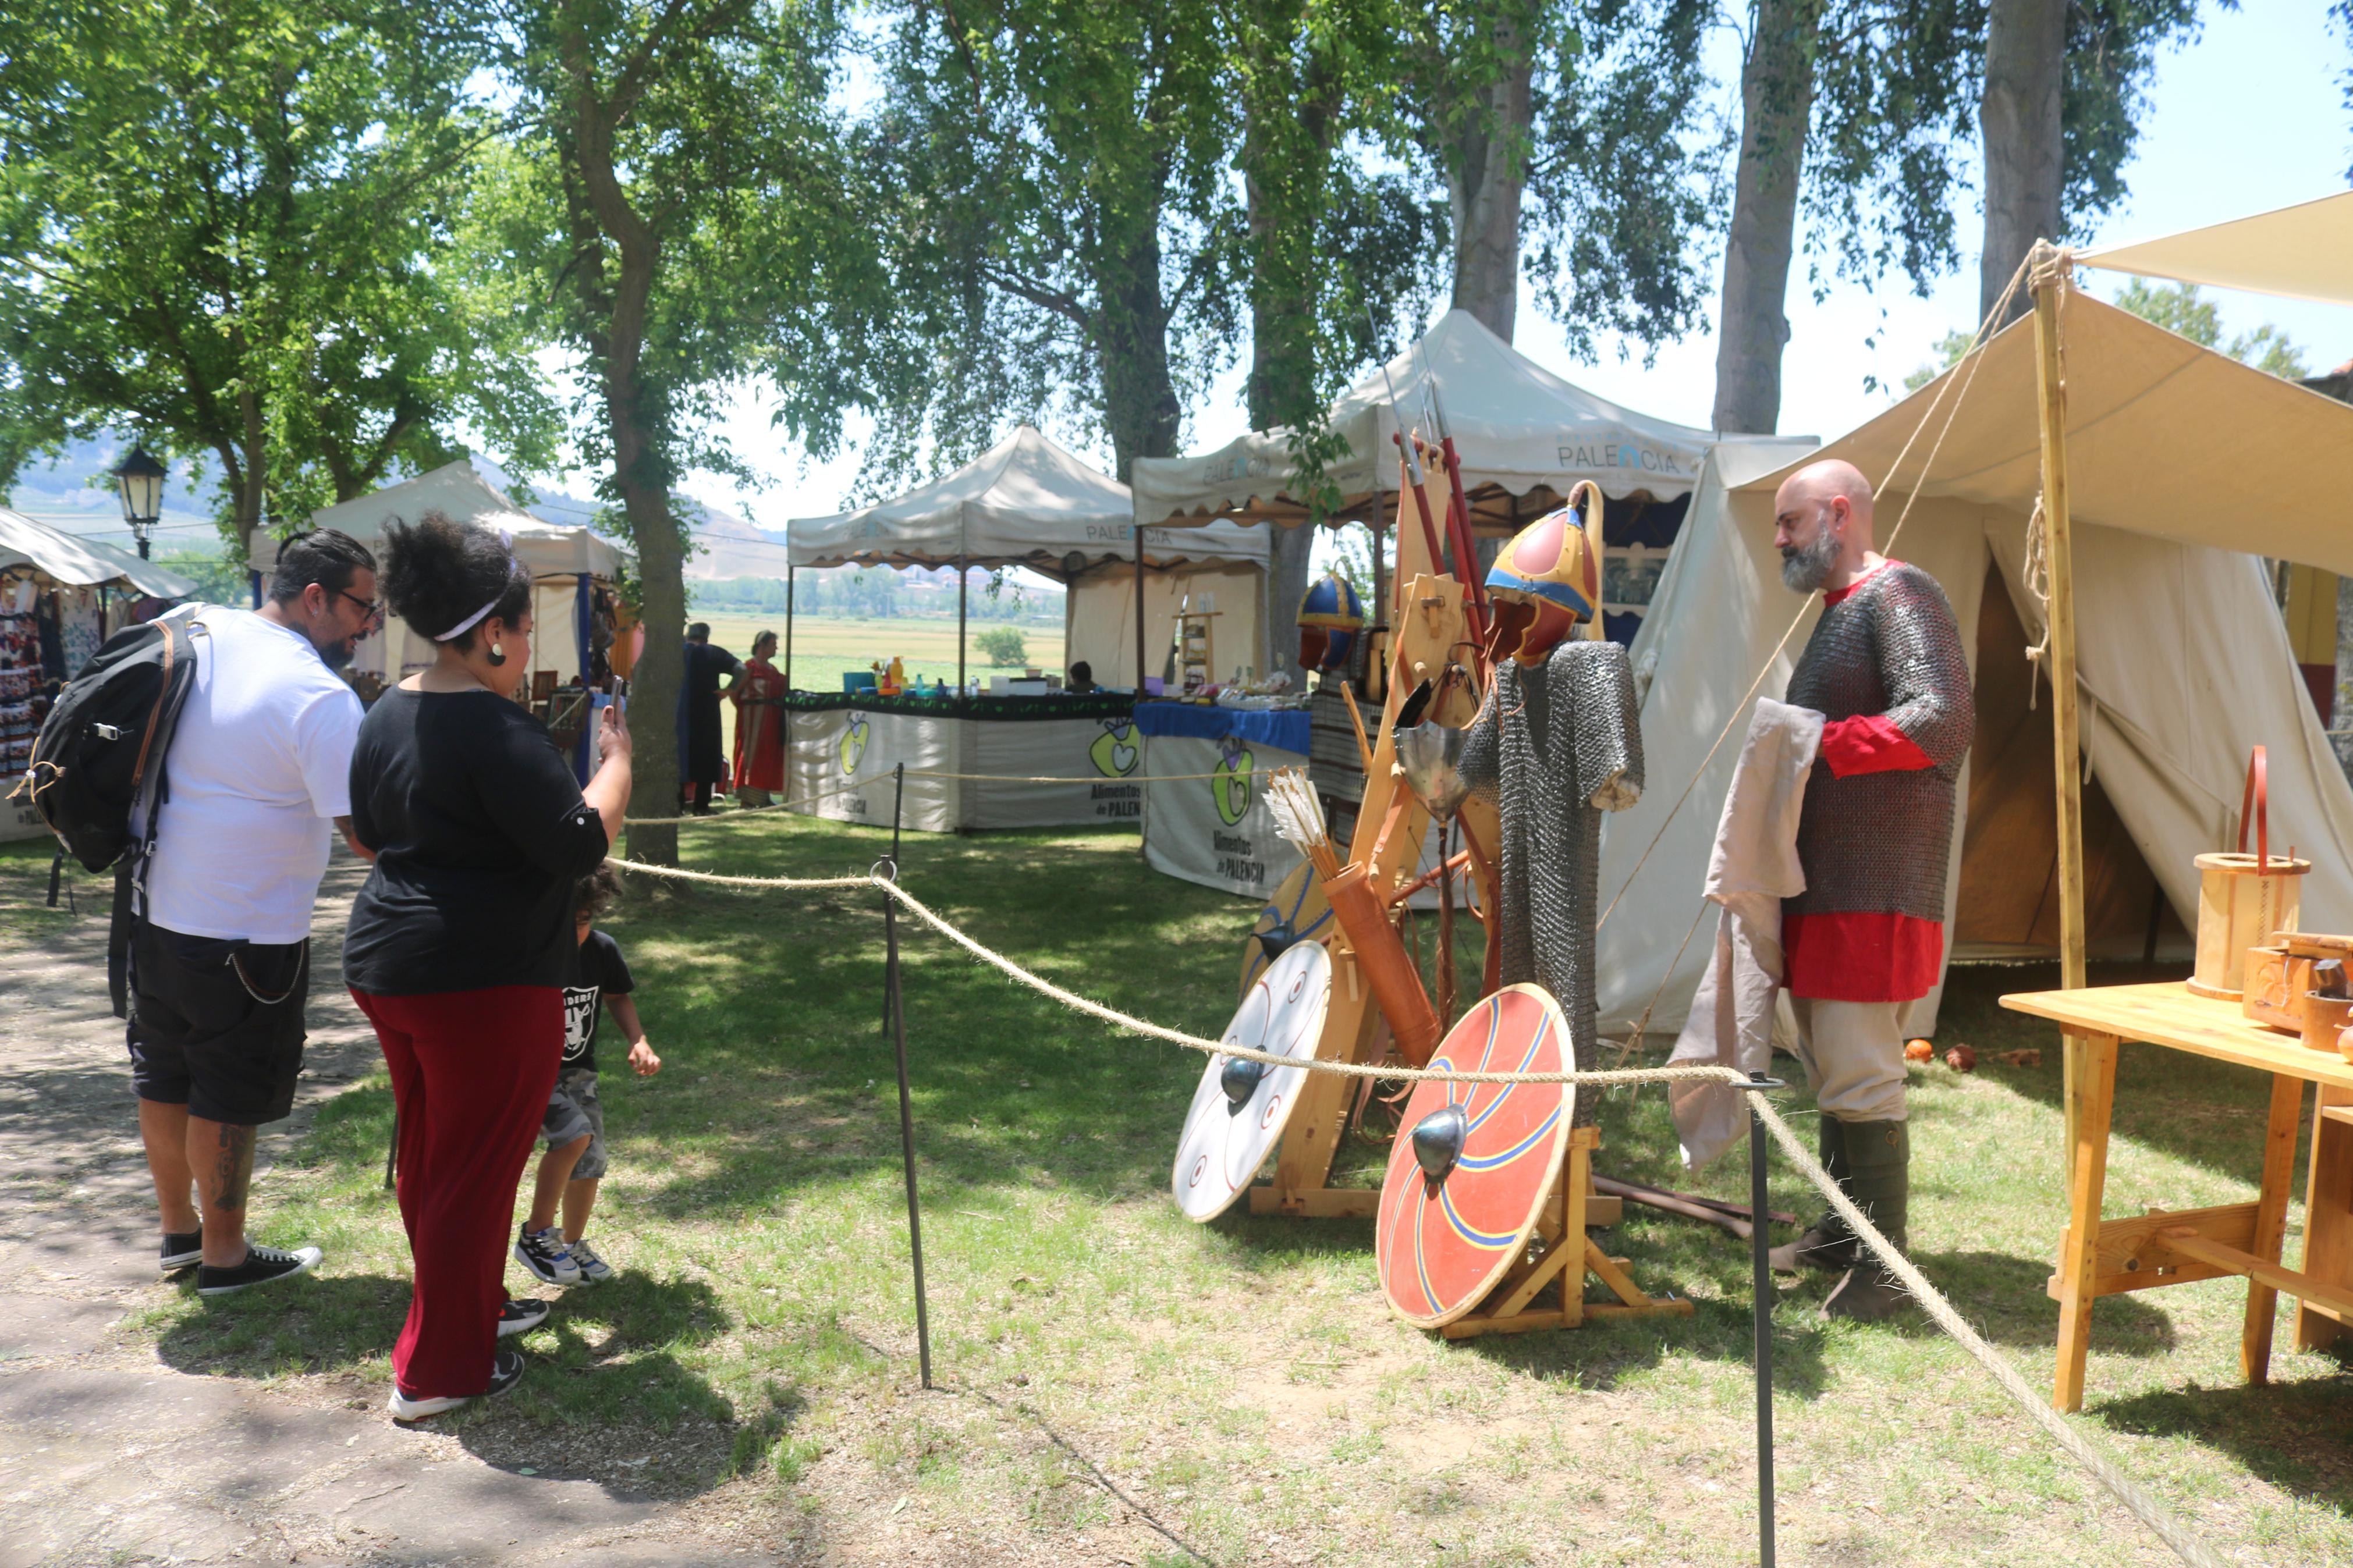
[0,848,777,1568]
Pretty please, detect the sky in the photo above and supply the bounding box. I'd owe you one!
[19,4,2350,560]
[685,0,2353,537]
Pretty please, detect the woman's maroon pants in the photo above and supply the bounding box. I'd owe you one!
[352,985,563,1399]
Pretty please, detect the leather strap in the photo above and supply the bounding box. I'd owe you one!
[2237,745,2270,870]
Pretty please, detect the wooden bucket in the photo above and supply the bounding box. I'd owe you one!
[2189,748,2311,1001]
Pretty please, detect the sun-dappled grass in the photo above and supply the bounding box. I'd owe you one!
[38,814,2353,1563]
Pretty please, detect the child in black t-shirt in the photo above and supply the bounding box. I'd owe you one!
[514,865,660,1286]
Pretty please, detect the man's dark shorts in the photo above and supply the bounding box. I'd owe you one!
[127,923,310,1125]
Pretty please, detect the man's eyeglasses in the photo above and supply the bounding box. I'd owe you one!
[336,589,385,625]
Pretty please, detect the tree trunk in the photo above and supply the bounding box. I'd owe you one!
[567,69,677,866]
[1710,0,1823,435]
[1443,29,1534,342]
[1979,0,2065,325]
[1094,205,1182,485]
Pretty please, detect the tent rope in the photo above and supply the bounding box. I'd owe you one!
[615,849,2227,1568]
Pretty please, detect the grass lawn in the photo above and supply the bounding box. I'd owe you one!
[19,817,2353,1565]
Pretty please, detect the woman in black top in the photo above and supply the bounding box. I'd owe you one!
[345,511,633,1421]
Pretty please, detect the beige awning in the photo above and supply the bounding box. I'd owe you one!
[1741,287,2353,578]
[2077,191,2353,306]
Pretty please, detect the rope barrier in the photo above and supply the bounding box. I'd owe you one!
[621,767,1223,827]
[614,849,2230,1565]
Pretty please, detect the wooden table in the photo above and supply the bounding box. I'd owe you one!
[2000,982,2353,1411]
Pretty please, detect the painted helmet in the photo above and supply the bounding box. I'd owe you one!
[1297,572,1365,673]
[1484,497,1600,667]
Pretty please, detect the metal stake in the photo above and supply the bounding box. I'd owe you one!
[1747,1072,1783,1567]
[880,856,933,1389]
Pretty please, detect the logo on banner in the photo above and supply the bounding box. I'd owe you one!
[1212,734,1254,826]
[1088,719,1140,777]
[839,713,871,776]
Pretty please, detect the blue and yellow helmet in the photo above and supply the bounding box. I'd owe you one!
[1484,495,1600,666]
[1297,573,1365,673]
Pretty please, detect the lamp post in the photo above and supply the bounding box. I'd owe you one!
[112,444,166,559]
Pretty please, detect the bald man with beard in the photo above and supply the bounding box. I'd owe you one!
[1766,459,1974,1321]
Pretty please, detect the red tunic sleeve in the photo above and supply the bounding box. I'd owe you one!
[1817,713,1935,778]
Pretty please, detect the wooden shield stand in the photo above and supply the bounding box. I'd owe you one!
[1439,1126,1693,1338]
[1245,447,1627,1238]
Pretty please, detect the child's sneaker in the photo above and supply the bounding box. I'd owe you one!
[565,1238,616,1283]
[496,1298,550,1337]
[514,1225,582,1285]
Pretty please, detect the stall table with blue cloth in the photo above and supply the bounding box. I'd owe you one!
[783,691,1145,833]
[1131,701,1313,898]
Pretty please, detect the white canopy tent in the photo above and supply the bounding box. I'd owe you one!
[787,424,1267,689]
[1131,308,1718,534]
[2078,190,2353,307]
[1595,290,2353,1041]
[0,508,196,598]
[247,458,633,687]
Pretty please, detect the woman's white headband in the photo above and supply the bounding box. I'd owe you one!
[432,559,525,642]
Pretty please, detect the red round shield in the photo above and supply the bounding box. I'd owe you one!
[1376,984,1574,1328]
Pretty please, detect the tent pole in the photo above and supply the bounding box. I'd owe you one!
[1134,524,1148,695]
[957,561,968,694]
[2030,243,2091,1220]
[785,563,796,691]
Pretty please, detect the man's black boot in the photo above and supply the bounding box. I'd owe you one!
[1770,1114,1858,1272]
[1823,1119,1911,1322]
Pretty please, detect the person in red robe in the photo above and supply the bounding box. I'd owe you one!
[729,631,786,807]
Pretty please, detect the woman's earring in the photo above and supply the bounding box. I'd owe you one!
[487,641,507,667]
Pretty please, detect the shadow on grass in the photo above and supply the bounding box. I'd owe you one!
[1936,960,2312,1190]
[954,1383,1219,1565]
[2097,1371,2353,1519]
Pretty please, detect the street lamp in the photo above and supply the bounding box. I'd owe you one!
[112,444,166,559]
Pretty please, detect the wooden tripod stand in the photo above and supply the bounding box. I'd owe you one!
[1440,1127,1694,1338]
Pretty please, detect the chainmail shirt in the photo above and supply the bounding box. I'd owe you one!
[1459,638,1642,1124]
[1783,561,1973,923]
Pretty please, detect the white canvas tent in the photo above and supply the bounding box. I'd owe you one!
[1131,308,1717,534]
[787,424,1267,688]
[247,458,632,686]
[0,508,195,598]
[1595,290,2353,1040]
[2079,190,2353,307]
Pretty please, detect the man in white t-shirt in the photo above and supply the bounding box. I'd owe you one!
[130,529,381,1296]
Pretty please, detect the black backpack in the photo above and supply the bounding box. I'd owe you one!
[12,616,206,872]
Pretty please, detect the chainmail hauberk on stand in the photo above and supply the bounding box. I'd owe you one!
[1783,562,1974,923]
[1458,638,1643,1125]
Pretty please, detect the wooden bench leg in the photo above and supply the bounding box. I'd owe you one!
[2244,1073,2304,1385]
[2054,1033,2118,1414]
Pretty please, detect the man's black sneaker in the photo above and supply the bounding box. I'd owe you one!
[196,1243,323,1296]
[388,1346,527,1421]
[496,1298,550,1338]
[160,1229,203,1274]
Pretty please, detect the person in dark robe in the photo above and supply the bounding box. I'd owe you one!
[674,623,743,815]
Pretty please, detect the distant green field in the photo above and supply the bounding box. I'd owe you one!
[688,613,1067,766]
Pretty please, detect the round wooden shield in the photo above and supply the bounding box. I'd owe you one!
[1376,984,1574,1328]
[1238,862,1335,998]
[1174,940,1333,1222]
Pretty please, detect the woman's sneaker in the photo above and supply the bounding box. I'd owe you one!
[197,1243,323,1297]
[565,1239,616,1283]
[496,1298,550,1338]
[160,1228,203,1274]
[387,1346,527,1422]
[513,1225,582,1285]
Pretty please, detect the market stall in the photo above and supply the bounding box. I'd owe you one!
[247,459,636,775]
[1,507,196,841]
[782,424,1267,832]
